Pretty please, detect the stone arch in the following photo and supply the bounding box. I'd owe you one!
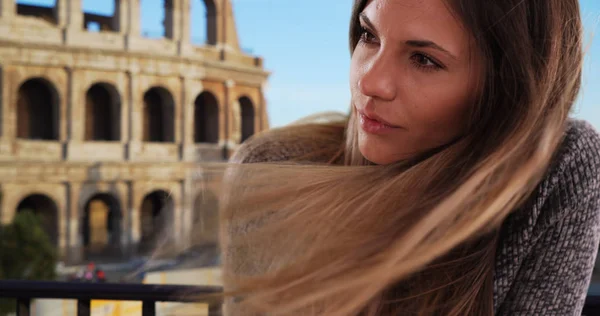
[191,0,218,45]
[142,87,175,142]
[139,190,174,252]
[16,194,59,247]
[194,91,219,143]
[239,96,255,143]
[16,77,60,140]
[82,193,123,258]
[192,189,219,245]
[85,82,121,141]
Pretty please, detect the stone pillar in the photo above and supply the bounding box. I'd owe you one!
[180,0,191,43]
[129,182,140,253]
[173,182,184,251]
[259,86,267,131]
[0,0,15,20]
[68,68,82,141]
[65,0,83,30]
[126,0,140,36]
[207,0,222,46]
[0,66,8,140]
[113,0,129,33]
[221,0,240,50]
[125,70,140,160]
[177,0,194,56]
[54,0,68,27]
[181,76,194,161]
[182,177,194,249]
[164,0,177,39]
[224,79,236,157]
[67,182,83,264]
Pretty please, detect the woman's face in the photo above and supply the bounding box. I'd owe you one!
[350,0,483,165]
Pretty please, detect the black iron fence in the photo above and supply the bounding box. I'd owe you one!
[0,280,597,316]
[0,280,222,316]
[584,284,600,316]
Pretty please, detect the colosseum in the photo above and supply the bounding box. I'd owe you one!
[0,0,269,265]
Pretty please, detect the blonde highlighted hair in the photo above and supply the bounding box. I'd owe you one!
[208,0,585,315]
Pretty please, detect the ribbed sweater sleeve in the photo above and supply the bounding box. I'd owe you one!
[495,120,600,315]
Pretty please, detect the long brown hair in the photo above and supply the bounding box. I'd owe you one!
[212,0,584,315]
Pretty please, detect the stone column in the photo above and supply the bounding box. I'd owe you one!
[164,0,177,39]
[178,0,194,56]
[65,0,83,29]
[54,0,68,27]
[0,66,9,140]
[221,0,240,50]
[180,0,191,43]
[181,75,194,161]
[259,85,267,131]
[0,0,15,20]
[125,0,140,36]
[181,177,194,250]
[113,0,129,33]
[224,79,236,157]
[67,182,83,264]
[125,70,140,160]
[173,182,184,251]
[207,0,223,46]
[60,0,83,46]
[129,181,141,254]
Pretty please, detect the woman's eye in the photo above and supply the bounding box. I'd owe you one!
[410,53,443,72]
[359,27,376,44]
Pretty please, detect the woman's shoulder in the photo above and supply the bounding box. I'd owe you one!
[494,119,600,314]
[542,119,600,212]
[229,124,345,164]
[553,119,600,178]
[496,119,600,244]
[530,119,600,222]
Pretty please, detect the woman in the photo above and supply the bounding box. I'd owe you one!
[217,0,600,315]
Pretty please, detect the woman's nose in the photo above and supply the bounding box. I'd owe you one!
[357,56,397,101]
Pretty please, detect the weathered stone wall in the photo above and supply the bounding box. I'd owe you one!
[0,0,270,264]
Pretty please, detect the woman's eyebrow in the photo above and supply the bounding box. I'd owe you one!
[405,40,457,60]
[360,12,457,60]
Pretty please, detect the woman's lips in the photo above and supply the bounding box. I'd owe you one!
[357,110,401,135]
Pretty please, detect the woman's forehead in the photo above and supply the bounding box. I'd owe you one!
[361,0,471,59]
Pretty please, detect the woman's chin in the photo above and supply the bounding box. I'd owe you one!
[358,144,400,165]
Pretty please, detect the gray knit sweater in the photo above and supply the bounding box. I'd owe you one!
[224,119,600,316]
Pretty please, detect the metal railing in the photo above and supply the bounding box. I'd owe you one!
[0,280,222,316]
[584,284,600,315]
[0,280,597,315]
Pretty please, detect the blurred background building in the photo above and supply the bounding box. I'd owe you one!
[0,0,269,266]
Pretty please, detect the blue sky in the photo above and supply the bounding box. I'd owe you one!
[19,0,600,130]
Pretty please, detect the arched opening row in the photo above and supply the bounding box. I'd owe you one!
[16,1,219,47]
[14,190,218,260]
[15,78,256,144]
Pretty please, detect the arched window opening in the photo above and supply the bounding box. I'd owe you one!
[142,87,175,142]
[16,194,59,247]
[82,194,122,258]
[139,190,174,252]
[16,78,60,140]
[239,96,255,143]
[140,0,167,39]
[194,92,219,143]
[16,1,57,24]
[85,83,121,141]
[83,0,117,32]
[192,191,219,246]
[191,0,217,45]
